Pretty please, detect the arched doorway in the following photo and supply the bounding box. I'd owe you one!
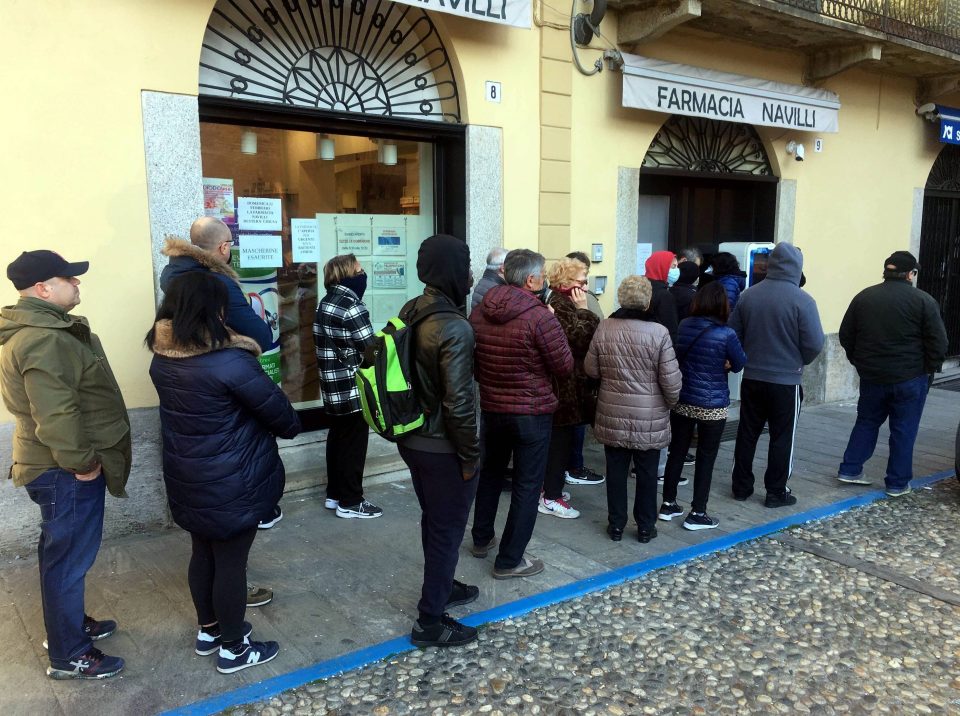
[199,0,460,122]
[195,0,467,428]
[638,116,778,260]
[919,144,960,356]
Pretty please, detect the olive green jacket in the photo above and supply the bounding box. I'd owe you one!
[0,298,131,497]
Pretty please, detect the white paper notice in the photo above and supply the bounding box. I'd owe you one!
[337,227,372,256]
[372,260,407,289]
[238,197,282,231]
[373,227,405,256]
[636,243,654,274]
[239,235,283,268]
[291,219,320,263]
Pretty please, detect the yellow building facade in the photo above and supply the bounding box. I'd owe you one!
[1,0,958,544]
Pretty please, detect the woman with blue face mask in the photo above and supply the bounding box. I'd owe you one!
[313,254,382,520]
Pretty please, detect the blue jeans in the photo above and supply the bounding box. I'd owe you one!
[24,469,106,663]
[472,412,552,570]
[839,375,928,490]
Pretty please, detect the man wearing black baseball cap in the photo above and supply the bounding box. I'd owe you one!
[0,250,130,679]
[837,250,947,497]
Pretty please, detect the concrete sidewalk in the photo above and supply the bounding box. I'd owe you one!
[1,390,957,716]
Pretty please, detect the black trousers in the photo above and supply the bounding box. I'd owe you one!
[543,425,574,500]
[605,446,660,532]
[188,527,258,642]
[326,410,370,506]
[732,379,802,497]
[399,446,478,622]
[663,413,726,513]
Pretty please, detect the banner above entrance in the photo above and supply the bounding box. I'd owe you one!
[620,53,840,134]
[389,0,531,28]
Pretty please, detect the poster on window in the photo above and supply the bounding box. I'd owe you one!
[291,219,320,263]
[372,260,407,289]
[373,227,406,256]
[203,178,235,222]
[238,197,282,231]
[239,235,283,268]
[336,227,372,256]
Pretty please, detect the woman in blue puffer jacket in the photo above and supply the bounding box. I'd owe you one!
[147,272,300,675]
[659,282,746,531]
[709,252,746,315]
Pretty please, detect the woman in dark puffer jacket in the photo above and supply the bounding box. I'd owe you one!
[541,257,600,520]
[709,252,746,316]
[659,282,746,531]
[147,273,300,675]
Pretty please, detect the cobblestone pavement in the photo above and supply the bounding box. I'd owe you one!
[229,479,960,716]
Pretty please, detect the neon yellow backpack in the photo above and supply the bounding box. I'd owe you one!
[355,303,456,441]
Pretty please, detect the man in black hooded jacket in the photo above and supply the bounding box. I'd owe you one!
[398,234,481,648]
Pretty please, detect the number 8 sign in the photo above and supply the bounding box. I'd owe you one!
[485,81,502,104]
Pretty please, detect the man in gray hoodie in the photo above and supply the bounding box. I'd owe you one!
[729,243,824,507]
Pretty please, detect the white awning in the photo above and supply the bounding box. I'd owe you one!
[620,53,840,133]
[389,0,531,29]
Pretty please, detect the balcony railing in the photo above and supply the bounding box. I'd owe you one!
[774,0,960,54]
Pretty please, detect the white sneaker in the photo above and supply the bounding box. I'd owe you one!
[541,489,571,502]
[324,498,339,510]
[538,496,580,519]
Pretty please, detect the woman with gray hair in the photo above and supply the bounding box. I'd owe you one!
[585,276,681,543]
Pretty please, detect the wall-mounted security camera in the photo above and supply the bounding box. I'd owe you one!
[917,103,938,121]
[786,140,805,162]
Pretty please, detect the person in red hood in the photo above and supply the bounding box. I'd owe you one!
[469,249,573,580]
[643,250,680,343]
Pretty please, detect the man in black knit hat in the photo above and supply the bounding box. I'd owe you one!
[398,234,481,647]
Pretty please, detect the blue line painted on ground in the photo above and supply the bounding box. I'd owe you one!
[161,468,955,716]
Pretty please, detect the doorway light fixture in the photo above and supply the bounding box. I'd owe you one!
[381,142,398,166]
[240,130,257,155]
[317,135,335,160]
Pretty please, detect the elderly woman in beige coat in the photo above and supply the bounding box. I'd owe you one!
[585,275,681,543]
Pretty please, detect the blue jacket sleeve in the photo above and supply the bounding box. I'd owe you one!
[725,328,747,374]
[220,275,273,352]
[227,352,301,439]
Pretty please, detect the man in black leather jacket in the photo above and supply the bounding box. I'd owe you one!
[398,234,481,648]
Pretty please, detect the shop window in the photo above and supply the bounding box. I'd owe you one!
[199,122,434,409]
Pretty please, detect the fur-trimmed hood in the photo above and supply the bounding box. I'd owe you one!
[149,319,262,359]
[162,237,239,283]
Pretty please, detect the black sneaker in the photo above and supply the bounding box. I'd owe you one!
[683,511,719,531]
[658,502,684,521]
[258,505,283,529]
[764,488,797,508]
[43,615,116,650]
[446,580,480,608]
[336,500,383,519]
[637,527,658,543]
[732,489,753,502]
[217,639,280,674]
[564,467,605,485]
[195,621,253,656]
[683,452,696,466]
[47,647,124,680]
[410,614,478,648]
[83,615,116,640]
